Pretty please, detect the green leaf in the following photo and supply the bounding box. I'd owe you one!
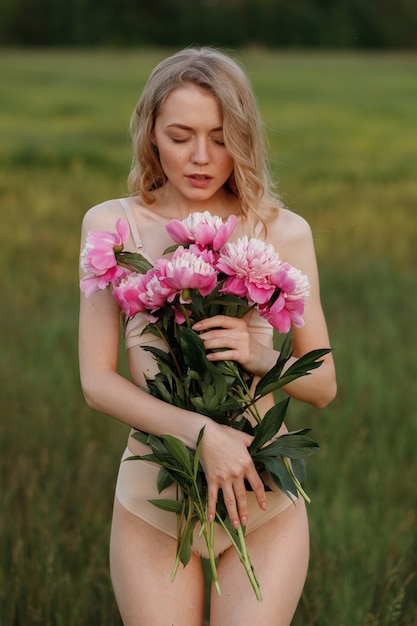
[141,345,174,368]
[130,429,151,445]
[283,348,332,382]
[148,498,184,514]
[253,353,292,398]
[163,243,183,255]
[124,453,157,463]
[254,339,331,399]
[157,466,175,492]
[261,457,299,500]
[161,435,193,474]
[140,434,170,459]
[249,398,290,454]
[178,514,199,568]
[116,251,153,273]
[178,327,208,373]
[151,377,177,404]
[178,327,227,385]
[193,427,205,477]
[291,458,307,486]
[279,331,294,360]
[189,290,206,318]
[255,430,319,459]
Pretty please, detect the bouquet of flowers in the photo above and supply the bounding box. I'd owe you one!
[80,211,330,600]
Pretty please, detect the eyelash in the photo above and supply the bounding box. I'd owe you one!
[170,138,225,146]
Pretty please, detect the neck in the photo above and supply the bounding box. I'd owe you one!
[151,183,241,220]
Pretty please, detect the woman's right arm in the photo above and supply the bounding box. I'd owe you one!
[79,285,266,527]
[78,206,267,527]
[78,206,209,448]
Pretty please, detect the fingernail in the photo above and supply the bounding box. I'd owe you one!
[241,515,248,525]
[261,502,267,510]
[193,322,201,330]
[233,519,240,529]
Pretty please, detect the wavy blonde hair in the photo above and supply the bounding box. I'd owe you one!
[128,47,282,234]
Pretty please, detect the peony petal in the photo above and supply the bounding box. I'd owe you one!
[212,214,237,250]
[246,281,275,305]
[115,218,130,244]
[220,276,248,298]
[166,219,194,243]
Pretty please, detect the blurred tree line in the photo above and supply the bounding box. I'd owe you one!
[1,0,416,47]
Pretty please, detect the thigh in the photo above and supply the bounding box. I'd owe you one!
[110,497,206,626]
[210,499,309,626]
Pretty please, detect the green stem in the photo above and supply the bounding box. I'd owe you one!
[208,520,221,597]
[235,385,262,424]
[178,301,193,328]
[237,525,262,602]
[170,498,188,581]
[282,457,311,504]
[153,322,185,391]
[233,366,262,425]
[214,513,263,601]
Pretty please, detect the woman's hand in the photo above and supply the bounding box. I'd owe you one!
[192,315,275,376]
[199,420,267,529]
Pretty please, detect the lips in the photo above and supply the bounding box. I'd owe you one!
[186,174,213,187]
[189,174,212,180]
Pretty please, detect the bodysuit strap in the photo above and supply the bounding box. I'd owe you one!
[119,198,143,251]
[254,220,264,239]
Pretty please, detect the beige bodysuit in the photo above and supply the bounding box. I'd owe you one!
[114,198,293,558]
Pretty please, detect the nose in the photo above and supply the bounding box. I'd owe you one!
[191,138,209,165]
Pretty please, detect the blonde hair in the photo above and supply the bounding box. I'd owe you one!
[128,47,281,233]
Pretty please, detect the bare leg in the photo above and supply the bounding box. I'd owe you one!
[110,497,206,626]
[210,499,309,626]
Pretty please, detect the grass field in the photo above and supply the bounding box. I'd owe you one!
[0,48,416,625]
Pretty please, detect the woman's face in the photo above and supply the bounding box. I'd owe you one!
[152,84,234,207]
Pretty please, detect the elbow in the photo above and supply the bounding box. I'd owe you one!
[80,375,104,412]
[81,385,99,411]
[312,379,337,409]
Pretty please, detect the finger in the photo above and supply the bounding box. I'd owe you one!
[193,315,244,331]
[246,469,268,512]
[207,484,218,523]
[206,348,239,362]
[222,487,241,529]
[233,483,249,526]
[198,332,241,359]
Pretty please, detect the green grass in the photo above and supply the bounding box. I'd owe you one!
[0,49,416,625]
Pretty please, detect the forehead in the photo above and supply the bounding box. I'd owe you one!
[157,84,223,128]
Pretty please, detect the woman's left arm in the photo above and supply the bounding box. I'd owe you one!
[273,211,337,407]
[193,211,337,409]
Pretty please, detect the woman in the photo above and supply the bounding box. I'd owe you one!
[79,47,336,626]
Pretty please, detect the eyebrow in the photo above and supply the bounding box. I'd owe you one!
[166,123,223,132]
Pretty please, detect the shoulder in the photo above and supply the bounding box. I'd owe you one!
[81,198,125,232]
[266,208,313,257]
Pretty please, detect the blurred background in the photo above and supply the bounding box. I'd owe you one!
[1,0,417,48]
[1,1,416,624]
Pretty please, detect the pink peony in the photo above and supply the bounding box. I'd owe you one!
[161,246,218,302]
[188,243,217,267]
[258,295,290,334]
[137,268,174,312]
[166,212,237,251]
[80,218,129,296]
[111,271,156,319]
[280,263,310,301]
[217,236,283,305]
[260,264,310,332]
